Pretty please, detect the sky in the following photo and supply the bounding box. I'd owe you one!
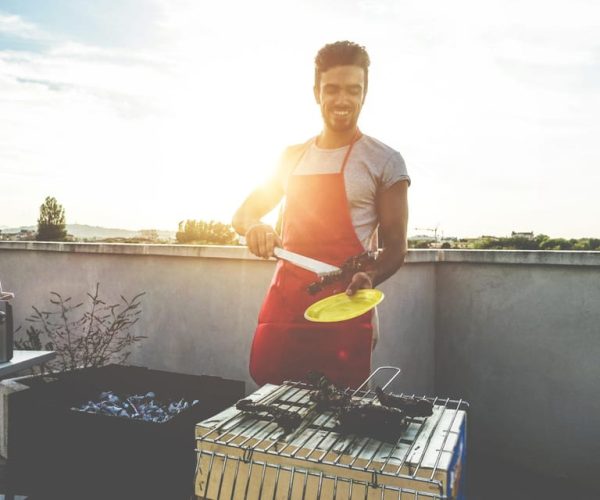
[1,0,599,238]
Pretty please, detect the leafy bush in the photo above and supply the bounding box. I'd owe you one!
[176,219,237,245]
[539,238,573,250]
[408,239,433,248]
[466,234,600,251]
[15,283,146,373]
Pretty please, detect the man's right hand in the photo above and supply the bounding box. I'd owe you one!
[245,223,282,259]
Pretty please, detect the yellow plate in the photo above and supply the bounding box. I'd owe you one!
[304,289,385,323]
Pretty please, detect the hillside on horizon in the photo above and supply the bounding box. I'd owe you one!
[0,224,175,240]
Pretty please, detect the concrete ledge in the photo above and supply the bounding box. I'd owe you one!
[0,241,251,259]
[0,378,31,459]
[435,248,600,266]
[1,242,599,266]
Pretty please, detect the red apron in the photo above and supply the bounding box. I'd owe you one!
[249,133,373,389]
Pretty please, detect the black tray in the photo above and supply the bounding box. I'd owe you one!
[7,364,244,499]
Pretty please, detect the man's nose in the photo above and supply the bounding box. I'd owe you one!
[334,90,353,104]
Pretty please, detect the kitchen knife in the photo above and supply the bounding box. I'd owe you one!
[273,247,341,278]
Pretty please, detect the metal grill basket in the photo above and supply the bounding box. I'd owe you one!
[195,367,468,499]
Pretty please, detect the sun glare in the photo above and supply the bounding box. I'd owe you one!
[153,46,318,228]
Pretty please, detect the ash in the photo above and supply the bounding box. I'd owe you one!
[72,391,199,423]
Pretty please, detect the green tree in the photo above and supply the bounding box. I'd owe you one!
[572,239,591,250]
[176,219,238,245]
[470,236,501,249]
[503,236,539,250]
[534,234,550,247]
[36,196,67,241]
[139,229,159,242]
[540,238,573,250]
[408,239,432,249]
[590,238,600,250]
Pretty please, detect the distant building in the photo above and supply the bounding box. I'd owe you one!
[511,231,534,240]
[0,229,36,241]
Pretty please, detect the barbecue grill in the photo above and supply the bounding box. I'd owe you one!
[195,367,468,499]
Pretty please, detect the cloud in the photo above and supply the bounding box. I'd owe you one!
[0,12,44,39]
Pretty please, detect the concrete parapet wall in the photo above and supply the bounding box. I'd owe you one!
[1,242,599,481]
[434,261,600,482]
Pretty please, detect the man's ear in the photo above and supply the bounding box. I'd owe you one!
[313,85,320,104]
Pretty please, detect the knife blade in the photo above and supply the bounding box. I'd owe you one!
[273,247,341,278]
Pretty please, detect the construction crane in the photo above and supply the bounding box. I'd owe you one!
[414,225,441,241]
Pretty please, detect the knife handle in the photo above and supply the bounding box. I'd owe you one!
[307,251,377,295]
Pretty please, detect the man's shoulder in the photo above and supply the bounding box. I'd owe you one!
[281,139,313,159]
[356,135,405,173]
[360,134,401,157]
[277,138,314,171]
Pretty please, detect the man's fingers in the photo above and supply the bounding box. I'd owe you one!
[246,224,279,259]
[257,231,267,257]
[246,228,258,254]
[264,232,275,257]
[346,277,360,296]
[346,272,374,296]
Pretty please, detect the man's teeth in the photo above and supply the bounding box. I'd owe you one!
[333,110,350,116]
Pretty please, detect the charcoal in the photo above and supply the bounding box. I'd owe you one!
[375,387,433,417]
[71,390,199,423]
[235,398,302,432]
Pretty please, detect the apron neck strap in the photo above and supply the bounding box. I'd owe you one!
[340,128,361,174]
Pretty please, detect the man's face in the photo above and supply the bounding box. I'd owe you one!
[314,65,366,134]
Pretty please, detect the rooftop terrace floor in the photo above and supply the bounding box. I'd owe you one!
[467,453,593,500]
[0,455,594,499]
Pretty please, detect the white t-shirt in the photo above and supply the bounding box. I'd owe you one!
[275,134,410,251]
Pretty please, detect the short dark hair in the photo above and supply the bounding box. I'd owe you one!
[314,41,370,93]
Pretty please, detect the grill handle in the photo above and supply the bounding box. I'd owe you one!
[351,366,402,398]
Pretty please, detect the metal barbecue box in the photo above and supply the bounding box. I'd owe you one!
[7,364,244,499]
[195,368,468,499]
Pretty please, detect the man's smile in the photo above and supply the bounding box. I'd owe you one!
[332,109,351,117]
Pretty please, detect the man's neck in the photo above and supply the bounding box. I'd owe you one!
[316,127,359,149]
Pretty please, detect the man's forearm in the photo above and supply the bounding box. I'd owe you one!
[232,212,262,236]
[369,242,407,287]
[232,184,283,237]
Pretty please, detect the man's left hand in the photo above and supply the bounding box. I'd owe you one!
[346,271,374,296]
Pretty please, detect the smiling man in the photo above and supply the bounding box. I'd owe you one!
[233,41,410,389]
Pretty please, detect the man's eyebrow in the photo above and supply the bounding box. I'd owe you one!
[322,83,363,90]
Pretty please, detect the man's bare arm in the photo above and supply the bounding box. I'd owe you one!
[232,180,284,258]
[346,180,409,294]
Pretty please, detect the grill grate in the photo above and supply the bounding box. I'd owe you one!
[196,368,468,499]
